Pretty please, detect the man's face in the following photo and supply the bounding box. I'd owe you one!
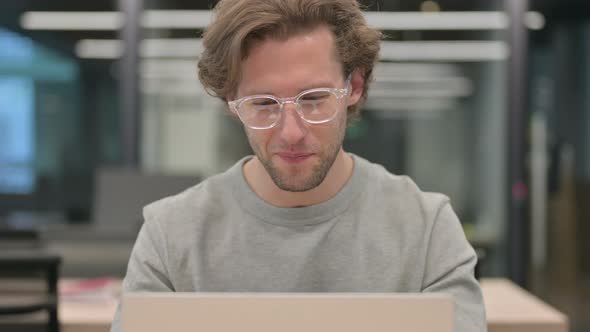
[235,26,357,192]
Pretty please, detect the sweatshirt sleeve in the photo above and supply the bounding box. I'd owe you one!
[110,213,174,332]
[421,201,487,332]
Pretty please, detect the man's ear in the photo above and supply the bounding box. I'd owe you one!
[347,68,365,107]
[225,93,238,114]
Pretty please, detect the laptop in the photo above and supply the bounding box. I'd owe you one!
[121,292,454,332]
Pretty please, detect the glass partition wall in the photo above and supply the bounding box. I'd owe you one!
[0,2,120,224]
[527,2,590,330]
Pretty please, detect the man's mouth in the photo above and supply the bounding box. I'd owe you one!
[275,152,314,164]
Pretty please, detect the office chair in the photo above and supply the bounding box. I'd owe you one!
[0,229,61,332]
[92,167,199,236]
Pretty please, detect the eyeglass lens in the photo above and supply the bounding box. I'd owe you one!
[238,90,339,128]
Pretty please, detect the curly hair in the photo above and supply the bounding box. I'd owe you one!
[197,0,381,122]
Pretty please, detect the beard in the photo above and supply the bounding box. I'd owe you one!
[246,121,346,192]
[259,141,341,192]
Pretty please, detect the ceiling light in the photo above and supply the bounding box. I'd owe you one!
[142,10,212,29]
[22,10,514,31]
[21,12,123,30]
[524,11,545,30]
[366,98,458,115]
[75,38,204,59]
[22,10,544,31]
[76,39,123,59]
[373,76,473,97]
[379,41,509,62]
[364,12,508,30]
[374,63,460,77]
[76,38,508,62]
[370,82,472,98]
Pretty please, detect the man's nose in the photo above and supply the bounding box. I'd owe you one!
[277,103,307,145]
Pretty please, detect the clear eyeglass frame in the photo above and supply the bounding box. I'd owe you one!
[228,75,351,130]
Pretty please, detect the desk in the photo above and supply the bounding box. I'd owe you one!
[56,278,568,332]
[480,279,569,332]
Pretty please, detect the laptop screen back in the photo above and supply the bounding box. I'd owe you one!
[122,292,453,332]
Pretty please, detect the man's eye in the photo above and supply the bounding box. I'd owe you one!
[252,99,276,106]
[301,92,330,101]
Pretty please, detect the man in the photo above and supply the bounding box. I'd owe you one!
[111,0,487,331]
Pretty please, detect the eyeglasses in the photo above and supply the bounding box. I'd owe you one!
[228,76,351,130]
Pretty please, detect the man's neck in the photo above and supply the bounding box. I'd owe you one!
[243,149,354,208]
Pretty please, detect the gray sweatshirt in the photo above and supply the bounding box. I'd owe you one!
[111,154,487,331]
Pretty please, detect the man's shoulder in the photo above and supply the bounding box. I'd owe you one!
[357,155,452,224]
[359,156,448,203]
[351,156,464,263]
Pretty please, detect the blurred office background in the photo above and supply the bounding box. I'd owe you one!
[0,0,588,330]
